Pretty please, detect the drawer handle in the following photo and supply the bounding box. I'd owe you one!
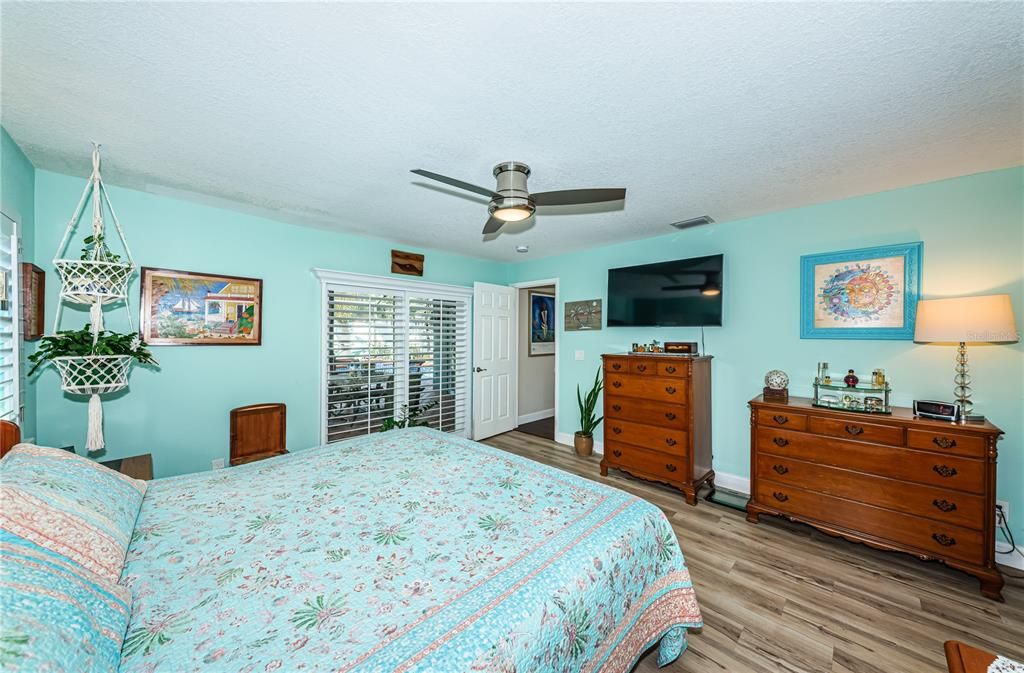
[612,363,622,370]
[772,464,789,475]
[612,449,622,458]
[932,533,956,547]
[932,436,957,449]
[845,424,864,436]
[772,437,790,447]
[612,426,622,434]
[612,381,622,388]
[612,404,622,412]
[665,365,677,374]
[665,412,677,421]
[932,464,958,478]
[637,364,647,372]
[772,415,789,425]
[665,463,677,472]
[772,491,789,502]
[932,499,958,513]
[665,438,677,447]
[665,386,677,394]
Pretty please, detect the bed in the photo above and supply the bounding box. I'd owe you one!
[1,427,702,673]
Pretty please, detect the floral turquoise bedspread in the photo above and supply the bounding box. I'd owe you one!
[119,427,701,673]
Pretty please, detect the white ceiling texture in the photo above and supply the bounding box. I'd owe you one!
[2,2,1021,261]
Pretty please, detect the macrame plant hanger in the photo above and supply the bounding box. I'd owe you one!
[50,144,137,451]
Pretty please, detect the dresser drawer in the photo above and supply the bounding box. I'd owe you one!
[604,442,687,484]
[808,417,904,446]
[657,360,689,377]
[605,418,688,455]
[907,429,986,458]
[756,454,985,530]
[629,359,656,375]
[756,427,985,494]
[605,375,688,403]
[604,357,630,374]
[606,395,687,429]
[755,479,984,566]
[756,409,808,431]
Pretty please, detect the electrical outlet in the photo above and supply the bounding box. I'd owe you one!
[997,500,1009,523]
[211,458,225,470]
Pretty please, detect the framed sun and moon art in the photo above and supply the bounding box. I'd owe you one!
[800,242,922,340]
[529,290,556,356]
[140,268,263,346]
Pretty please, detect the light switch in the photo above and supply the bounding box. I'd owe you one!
[574,350,585,361]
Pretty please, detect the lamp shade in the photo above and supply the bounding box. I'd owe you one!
[914,294,1019,344]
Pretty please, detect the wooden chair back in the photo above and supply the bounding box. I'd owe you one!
[0,420,21,459]
[229,403,287,466]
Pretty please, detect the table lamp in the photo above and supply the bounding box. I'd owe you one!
[914,294,1019,422]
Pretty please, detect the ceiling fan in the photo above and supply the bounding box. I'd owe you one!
[411,162,626,234]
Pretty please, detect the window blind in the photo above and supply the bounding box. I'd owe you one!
[0,217,20,423]
[322,278,471,443]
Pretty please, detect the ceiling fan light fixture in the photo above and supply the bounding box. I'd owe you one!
[701,282,721,296]
[492,206,533,222]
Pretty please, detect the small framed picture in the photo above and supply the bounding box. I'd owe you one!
[528,290,555,356]
[800,242,922,340]
[140,268,263,346]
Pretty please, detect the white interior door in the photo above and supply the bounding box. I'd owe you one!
[472,282,516,439]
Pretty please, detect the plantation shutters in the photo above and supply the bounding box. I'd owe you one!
[0,214,20,422]
[320,271,471,443]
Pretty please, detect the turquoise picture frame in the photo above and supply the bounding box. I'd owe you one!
[800,242,923,340]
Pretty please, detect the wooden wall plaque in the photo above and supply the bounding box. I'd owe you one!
[391,250,424,277]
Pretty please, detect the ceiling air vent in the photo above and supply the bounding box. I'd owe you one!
[670,215,715,230]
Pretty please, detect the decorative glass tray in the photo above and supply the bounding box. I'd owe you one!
[812,380,891,414]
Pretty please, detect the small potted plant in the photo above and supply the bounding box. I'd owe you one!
[574,367,603,457]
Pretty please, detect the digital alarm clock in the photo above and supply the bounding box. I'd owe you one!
[913,399,961,422]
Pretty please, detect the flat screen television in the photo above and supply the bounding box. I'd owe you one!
[607,254,723,327]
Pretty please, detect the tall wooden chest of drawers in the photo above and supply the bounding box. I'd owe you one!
[600,354,714,505]
[747,395,1005,600]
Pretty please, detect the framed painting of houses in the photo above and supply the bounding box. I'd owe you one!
[140,268,263,346]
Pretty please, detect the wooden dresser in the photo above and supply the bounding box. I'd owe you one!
[747,395,1004,599]
[600,354,713,505]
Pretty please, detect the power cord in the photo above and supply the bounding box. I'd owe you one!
[996,504,1024,579]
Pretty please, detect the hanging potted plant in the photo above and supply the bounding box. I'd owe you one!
[28,326,157,395]
[574,367,604,457]
[55,233,134,305]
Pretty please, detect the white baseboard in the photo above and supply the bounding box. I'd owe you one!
[996,546,1024,571]
[712,471,750,495]
[517,408,554,425]
[555,431,604,455]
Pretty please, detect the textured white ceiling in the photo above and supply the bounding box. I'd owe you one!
[2,2,1021,262]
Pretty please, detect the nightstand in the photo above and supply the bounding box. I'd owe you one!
[100,454,153,480]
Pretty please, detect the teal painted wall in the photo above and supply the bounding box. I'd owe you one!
[0,128,37,441]
[510,167,1024,543]
[32,169,508,478]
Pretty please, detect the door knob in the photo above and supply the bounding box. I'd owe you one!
[474,366,487,373]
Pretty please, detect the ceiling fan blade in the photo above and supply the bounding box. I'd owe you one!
[482,217,504,235]
[411,169,498,199]
[532,188,626,207]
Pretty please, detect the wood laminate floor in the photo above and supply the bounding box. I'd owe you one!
[482,431,1024,673]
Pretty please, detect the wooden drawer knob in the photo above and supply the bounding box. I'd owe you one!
[665,386,677,394]
[772,464,789,475]
[773,491,789,502]
[665,412,677,421]
[932,499,958,513]
[845,424,864,436]
[665,463,677,472]
[611,426,622,434]
[665,438,677,447]
[612,381,622,388]
[772,437,790,447]
[665,365,677,373]
[612,449,622,457]
[637,364,647,372]
[611,404,622,412]
[612,363,622,370]
[932,436,957,449]
[932,464,958,478]
[772,415,789,424]
[932,533,956,547]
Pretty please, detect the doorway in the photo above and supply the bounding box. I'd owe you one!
[513,279,558,440]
